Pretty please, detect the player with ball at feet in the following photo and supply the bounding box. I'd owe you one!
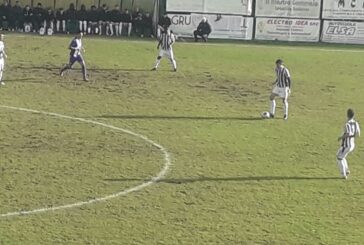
[268,59,292,120]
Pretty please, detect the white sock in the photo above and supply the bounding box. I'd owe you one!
[154,59,161,68]
[119,23,122,35]
[343,158,349,172]
[128,23,132,36]
[284,100,289,116]
[110,24,114,36]
[337,159,346,177]
[270,100,276,115]
[115,25,119,36]
[171,59,177,70]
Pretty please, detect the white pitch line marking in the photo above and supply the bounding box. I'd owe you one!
[0,105,172,218]
[11,34,364,54]
[181,42,364,53]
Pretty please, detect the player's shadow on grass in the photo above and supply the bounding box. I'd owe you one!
[97,115,263,121]
[89,68,152,72]
[4,78,44,83]
[104,176,341,184]
[14,66,151,72]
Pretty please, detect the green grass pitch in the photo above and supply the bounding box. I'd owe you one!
[0,34,363,244]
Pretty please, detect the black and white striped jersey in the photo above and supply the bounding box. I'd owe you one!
[159,31,175,50]
[275,65,291,88]
[0,41,5,59]
[341,119,361,148]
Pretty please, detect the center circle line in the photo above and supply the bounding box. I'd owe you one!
[0,105,172,218]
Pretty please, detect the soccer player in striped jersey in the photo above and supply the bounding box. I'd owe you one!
[337,109,360,179]
[0,34,7,86]
[269,59,292,120]
[152,27,177,72]
[60,32,88,81]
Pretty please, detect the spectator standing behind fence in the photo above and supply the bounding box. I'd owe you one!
[56,8,65,33]
[45,8,55,34]
[33,3,46,33]
[65,3,77,33]
[23,5,33,32]
[12,1,23,31]
[108,5,122,36]
[121,9,132,36]
[132,7,141,34]
[77,4,88,34]
[133,11,143,37]
[7,2,15,31]
[97,4,108,35]
[105,6,111,35]
[132,7,141,20]
[0,0,12,30]
[87,5,99,35]
[194,17,211,42]
[141,12,153,38]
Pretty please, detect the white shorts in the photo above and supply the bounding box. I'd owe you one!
[272,86,289,99]
[158,48,175,60]
[0,58,4,71]
[336,145,354,160]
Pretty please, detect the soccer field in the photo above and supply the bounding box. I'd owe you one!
[0,34,363,244]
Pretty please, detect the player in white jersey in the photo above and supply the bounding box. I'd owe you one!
[0,34,8,86]
[337,109,360,179]
[269,59,292,120]
[60,32,88,81]
[152,27,177,72]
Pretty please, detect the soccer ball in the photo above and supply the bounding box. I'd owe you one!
[261,111,271,119]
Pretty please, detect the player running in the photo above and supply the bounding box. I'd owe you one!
[60,32,88,81]
[0,34,8,86]
[269,59,292,120]
[152,27,177,72]
[337,109,360,179]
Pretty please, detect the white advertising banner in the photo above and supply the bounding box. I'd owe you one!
[322,20,364,44]
[169,14,254,40]
[167,0,203,13]
[255,18,321,42]
[322,0,364,20]
[167,0,253,16]
[255,0,321,18]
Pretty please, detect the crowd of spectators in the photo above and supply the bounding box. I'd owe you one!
[0,0,154,37]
